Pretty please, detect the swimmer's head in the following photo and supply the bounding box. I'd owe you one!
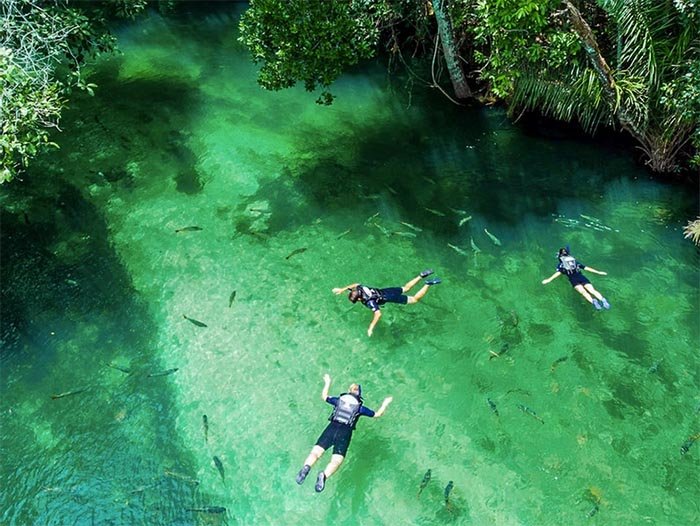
[348,288,361,303]
[349,383,362,397]
[558,247,570,258]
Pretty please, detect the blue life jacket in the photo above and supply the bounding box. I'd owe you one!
[329,393,363,428]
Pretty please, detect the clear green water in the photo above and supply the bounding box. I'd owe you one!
[1,4,699,525]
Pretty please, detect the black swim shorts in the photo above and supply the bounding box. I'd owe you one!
[316,422,353,456]
[567,273,591,287]
[379,287,408,304]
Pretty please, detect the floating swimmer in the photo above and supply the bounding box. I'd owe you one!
[332,270,441,337]
[295,375,393,493]
[542,246,611,311]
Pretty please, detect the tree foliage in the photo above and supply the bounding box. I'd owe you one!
[0,0,150,183]
[239,0,381,104]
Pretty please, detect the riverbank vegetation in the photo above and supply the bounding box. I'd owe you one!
[240,0,699,176]
[2,0,698,182]
[0,0,169,183]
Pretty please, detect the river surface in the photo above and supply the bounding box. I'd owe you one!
[1,3,698,525]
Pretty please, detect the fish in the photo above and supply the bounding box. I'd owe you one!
[447,243,469,256]
[175,226,203,233]
[203,414,209,443]
[147,368,179,378]
[448,207,468,215]
[580,214,601,223]
[505,388,531,396]
[487,398,499,416]
[424,207,446,217]
[183,314,208,327]
[366,212,380,223]
[164,470,199,486]
[484,228,502,246]
[186,507,226,514]
[385,185,398,195]
[228,290,236,308]
[586,503,599,518]
[517,404,544,424]
[213,456,225,481]
[399,221,422,232]
[680,433,700,455]
[423,175,437,185]
[372,222,391,236]
[647,359,663,374]
[470,237,481,254]
[489,343,509,360]
[458,215,473,227]
[107,363,131,374]
[550,356,569,372]
[417,469,431,497]
[51,388,89,400]
[393,231,417,238]
[336,229,351,239]
[285,247,307,260]
[444,480,454,505]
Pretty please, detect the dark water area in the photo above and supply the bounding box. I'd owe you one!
[1,2,699,525]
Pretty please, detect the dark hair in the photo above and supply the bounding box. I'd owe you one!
[558,247,569,258]
[348,288,360,303]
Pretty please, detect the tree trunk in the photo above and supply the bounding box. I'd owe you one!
[431,0,472,99]
[562,0,645,144]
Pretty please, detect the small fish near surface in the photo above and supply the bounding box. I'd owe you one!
[517,403,544,424]
[680,433,700,455]
[586,503,599,518]
[400,221,423,232]
[487,398,499,416]
[107,363,132,374]
[417,469,431,497]
[285,247,307,260]
[213,456,225,482]
[183,314,208,328]
[470,237,481,254]
[484,228,502,246]
[447,243,469,256]
[458,215,473,227]
[51,387,89,400]
[175,226,203,233]
[424,207,446,217]
[203,414,209,443]
[489,342,509,361]
[186,506,226,514]
[147,368,179,378]
[228,290,237,308]
[550,356,569,372]
[444,480,454,506]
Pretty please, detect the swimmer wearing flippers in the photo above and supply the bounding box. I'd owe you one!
[542,247,610,310]
[295,374,393,493]
[332,269,441,336]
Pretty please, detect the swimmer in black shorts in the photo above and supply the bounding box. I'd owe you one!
[295,374,393,493]
[332,269,442,336]
[542,247,610,310]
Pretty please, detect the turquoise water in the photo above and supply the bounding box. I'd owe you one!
[1,3,699,525]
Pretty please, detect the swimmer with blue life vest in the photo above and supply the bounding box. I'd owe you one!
[295,374,393,493]
[332,269,442,336]
[542,247,610,310]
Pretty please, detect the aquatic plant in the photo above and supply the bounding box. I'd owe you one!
[683,217,700,246]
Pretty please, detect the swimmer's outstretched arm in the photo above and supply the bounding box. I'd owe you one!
[542,272,562,285]
[373,396,393,418]
[583,266,607,276]
[321,374,331,401]
[367,310,381,337]
[332,283,360,295]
